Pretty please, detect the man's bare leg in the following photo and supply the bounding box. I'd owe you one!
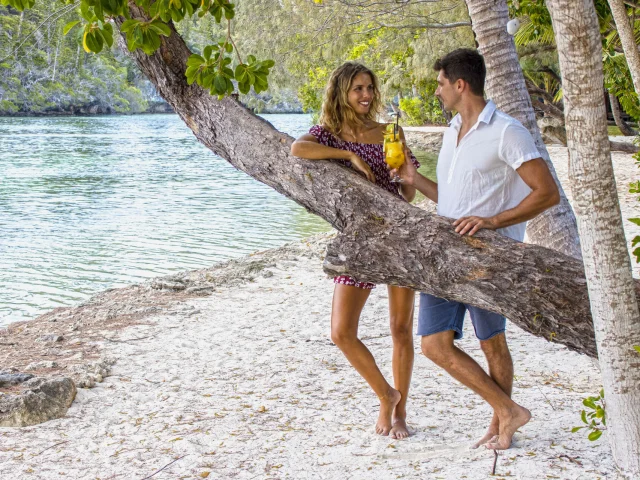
[331,284,401,436]
[472,333,514,448]
[387,286,415,440]
[421,331,530,450]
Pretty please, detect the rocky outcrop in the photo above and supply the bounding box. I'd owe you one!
[402,128,445,154]
[0,376,76,427]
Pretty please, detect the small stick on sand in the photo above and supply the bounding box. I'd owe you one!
[140,455,187,479]
[36,440,69,456]
[492,450,499,475]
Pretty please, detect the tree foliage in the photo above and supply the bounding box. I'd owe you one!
[508,0,640,122]
[0,2,152,113]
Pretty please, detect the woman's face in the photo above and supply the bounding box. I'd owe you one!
[347,72,375,116]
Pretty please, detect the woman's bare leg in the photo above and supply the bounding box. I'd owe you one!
[387,286,415,439]
[331,284,401,436]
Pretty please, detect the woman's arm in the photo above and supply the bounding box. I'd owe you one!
[291,133,375,183]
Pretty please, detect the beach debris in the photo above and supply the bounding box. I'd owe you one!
[37,334,64,343]
[0,376,76,427]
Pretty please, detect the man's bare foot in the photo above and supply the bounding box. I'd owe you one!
[389,416,410,440]
[375,388,401,436]
[472,426,499,449]
[472,414,499,449]
[485,405,531,450]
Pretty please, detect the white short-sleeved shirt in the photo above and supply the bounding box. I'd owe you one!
[436,100,541,241]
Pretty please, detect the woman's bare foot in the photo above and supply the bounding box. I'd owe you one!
[485,405,531,450]
[389,416,410,439]
[375,388,401,436]
[472,415,499,449]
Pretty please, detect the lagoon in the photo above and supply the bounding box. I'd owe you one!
[0,114,436,325]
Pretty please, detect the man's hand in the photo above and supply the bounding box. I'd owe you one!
[390,145,417,185]
[453,216,498,236]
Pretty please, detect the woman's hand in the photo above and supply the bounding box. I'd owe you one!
[390,145,417,185]
[348,152,376,183]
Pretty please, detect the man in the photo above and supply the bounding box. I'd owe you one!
[393,48,560,450]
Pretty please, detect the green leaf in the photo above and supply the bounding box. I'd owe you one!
[571,427,582,433]
[581,410,587,424]
[201,73,214,88]
[629,218,640,226]
[634,345,640,354]
[583,398,596,409]
[63,21,80,36]
[120,19,139,33]
[588,430,603,441]
[99,26,113,48]
[203,45,213,61]
[235,64,246,82]
[225,42,233,53]
[238,80,250,94]
[213,74,227,94]
[187,57,204,68]
[151,21,172,37]
[262,59,275,68]
[247,54,256,64]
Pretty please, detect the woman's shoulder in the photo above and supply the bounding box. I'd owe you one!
[309,124,341,145]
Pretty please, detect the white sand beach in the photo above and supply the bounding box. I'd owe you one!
[1,143,637,479]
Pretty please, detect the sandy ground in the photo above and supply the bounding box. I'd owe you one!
[1,144,637,480]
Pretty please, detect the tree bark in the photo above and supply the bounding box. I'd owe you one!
[608,0,640,98]
[547,0,640,477]
[110,5,630,361]
[609,91,637,136]
[465,0,582,259]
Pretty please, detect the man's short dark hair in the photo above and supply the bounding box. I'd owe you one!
[433,48,486,97]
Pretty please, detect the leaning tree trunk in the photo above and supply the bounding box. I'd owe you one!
[608,0,640,99]
[610,91,637,136]
[547,0,640,477]
[465,0,582,259]
[113,4,640,360]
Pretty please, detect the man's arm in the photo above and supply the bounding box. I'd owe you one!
[453,158,560,236]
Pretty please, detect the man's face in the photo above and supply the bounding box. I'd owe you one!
[435,70,460,112]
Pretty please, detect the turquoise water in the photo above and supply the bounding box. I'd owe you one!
[0,114,436,326]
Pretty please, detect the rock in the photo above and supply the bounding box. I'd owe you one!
[38,334,64,343]
[403,129,444,154]
[25,361,59,371]
[0,373,34,387]
[0,377,76,427]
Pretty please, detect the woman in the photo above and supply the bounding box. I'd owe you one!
[290,62,420,439]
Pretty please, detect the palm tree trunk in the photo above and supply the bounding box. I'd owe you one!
[547,0,640,477]
[609,90,637,136]
[608,0,640,97]
[465,0,582,259]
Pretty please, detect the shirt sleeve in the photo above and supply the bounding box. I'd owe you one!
[309,124,324,142]
[499,123,541,170]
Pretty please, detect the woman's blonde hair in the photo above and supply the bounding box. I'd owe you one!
[319,62,382,135]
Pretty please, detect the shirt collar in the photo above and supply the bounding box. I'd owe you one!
[448,99,496,129]
[478,100,496,125]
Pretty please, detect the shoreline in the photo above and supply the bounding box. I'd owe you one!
[0,109,305,118]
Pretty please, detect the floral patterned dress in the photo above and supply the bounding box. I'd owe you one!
[309,124,421,289]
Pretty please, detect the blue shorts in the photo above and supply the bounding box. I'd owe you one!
[417,293,506,341]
